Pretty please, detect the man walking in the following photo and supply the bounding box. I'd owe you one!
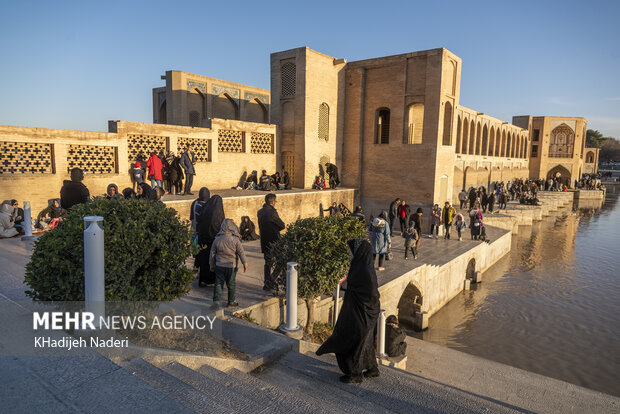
[458,189,467,209]
[441,201,456,239]
[398,200,411,235]
[388,198,401,233]
[180,145,196,195]
[257,193,285,291]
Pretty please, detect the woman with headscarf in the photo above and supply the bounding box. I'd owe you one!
[36,199,66,231]
[239,216,259,241]
[196,195,225,286]
[0,202,19,238]
[370,210,391,271]
[136,182,157,201]
[190,187,210,232]
[316,238,381,384]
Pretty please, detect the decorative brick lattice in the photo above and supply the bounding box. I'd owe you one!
[281,62,296,97]
[127,134,168,161]
[218,130,244,153]
[0,141,54,174]
[250,133,273,154]
[177,137,211,162]
[318,103,329,141]
[67,144,117,174]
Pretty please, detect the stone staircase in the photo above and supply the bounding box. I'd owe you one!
[121,349,524,413]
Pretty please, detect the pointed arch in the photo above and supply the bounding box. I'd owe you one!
[468,120,475,154]
[442,102,453,146]
[481,124,489,156]
[488,126,495,156]
[475,121,482,155]
[245,97,268,123]
[213,93,239,120]
[455,116,462,153]
[461,118,469,154]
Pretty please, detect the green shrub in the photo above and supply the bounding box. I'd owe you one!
[268,216,367,333]
[25,198,195,302]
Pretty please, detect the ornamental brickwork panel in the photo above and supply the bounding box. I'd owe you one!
[67,144,117,174]
[0,141,54,174]
[218,130,244,153]
[250,132,274,154]
[127,134,168,161]
[177,137,211,162]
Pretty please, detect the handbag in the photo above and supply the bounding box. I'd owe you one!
[386,248,393,261]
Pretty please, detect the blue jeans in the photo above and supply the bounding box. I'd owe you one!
[150,179,162,189]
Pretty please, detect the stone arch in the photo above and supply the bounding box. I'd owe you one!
[547,164,572,184]
[468,121,476,154]
[375,107,390,144]
[397,282,424,330]
[506,131,512,158]
[245,98,268,123]
[481,124,488,156]
[549,123,575,158]
[501,130,507,157]
[488,126,495,156]
[586,151,595,163]
[442,102,453,146]
[466,258,476,280]
[464,166,477,190]
[213,93,239,120]
[475,121,482,155]
[461,118,469,154]
[455,115,462,153]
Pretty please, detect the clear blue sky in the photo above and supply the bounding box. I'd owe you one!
[1,0,618,137]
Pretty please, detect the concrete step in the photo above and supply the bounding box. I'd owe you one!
[160,362,259,413]
[122,358,229,414]
[258,351,388,413]
[285,351,522,413]
[226,367,349,414]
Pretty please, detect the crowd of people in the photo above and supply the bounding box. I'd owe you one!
[575,173,605,190]
[238,170,292,191]
[130,146,197,196]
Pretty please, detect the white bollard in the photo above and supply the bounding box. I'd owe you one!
[84,216,105,328]
[279,262,302,338]
[22,201,35,241]
[333,283,341,325]
[377,309,387,358]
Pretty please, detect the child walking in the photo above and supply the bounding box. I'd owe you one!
[209,219,247,308]
[403,220,419,260]
[454,213,466,241]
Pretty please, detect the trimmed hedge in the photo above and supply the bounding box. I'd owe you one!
[25,198,195,302]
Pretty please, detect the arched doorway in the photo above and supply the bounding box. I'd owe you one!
[397,283,423,330]
[546,164,572,184]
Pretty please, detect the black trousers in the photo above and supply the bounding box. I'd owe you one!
[404,247,417,259]
[399,217,407,234]
[459,200,465,209]
[184,173,194,194]
[263,253,275,289]
[373,254,385,267]
[444,223,451,239]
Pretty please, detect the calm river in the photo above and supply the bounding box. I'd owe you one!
[413,187,620,397]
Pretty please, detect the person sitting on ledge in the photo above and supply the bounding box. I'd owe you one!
[244,171,258,190]
[259,170,276,191]
[312,175,326,190]
[60,167,90,210]
[239,216,260,241]
[326,163,340,189]
[136,182,157,201]
[105,184,122,199]
[281,171,291,190]
[271,172,281,189]
[0,202,19,238]
[349,205,365,223]
[386,315,407,358]
[36,199,66,231]
[122,188,136,199]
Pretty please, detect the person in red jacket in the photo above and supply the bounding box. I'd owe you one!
[146,152,163,189]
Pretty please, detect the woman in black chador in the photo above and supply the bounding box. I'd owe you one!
[196,195,225,286]
[239,216,259,241]
[316,238,381,383]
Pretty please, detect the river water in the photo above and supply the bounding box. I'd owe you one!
[412,187,620,397]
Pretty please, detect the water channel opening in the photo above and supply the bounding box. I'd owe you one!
[397,283,423,330]
[466,258,476,280]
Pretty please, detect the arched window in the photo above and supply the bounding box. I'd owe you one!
[475,121,482,155]
[461,118,469,154]
[468,121,475,154]
[376,108,390,144]
[488,127,495,156]
[407,103,424,144]
[481,124,488,155]
[506,132,512,158]
[442,102,453,146]
[281,62,296,97]
[500,130,506,156]
[455,116,462,153]
[549,123,575,158]
[586,151,595,163]
[318,103,329,141]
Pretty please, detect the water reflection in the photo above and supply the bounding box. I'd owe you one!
[412,191,620,397]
